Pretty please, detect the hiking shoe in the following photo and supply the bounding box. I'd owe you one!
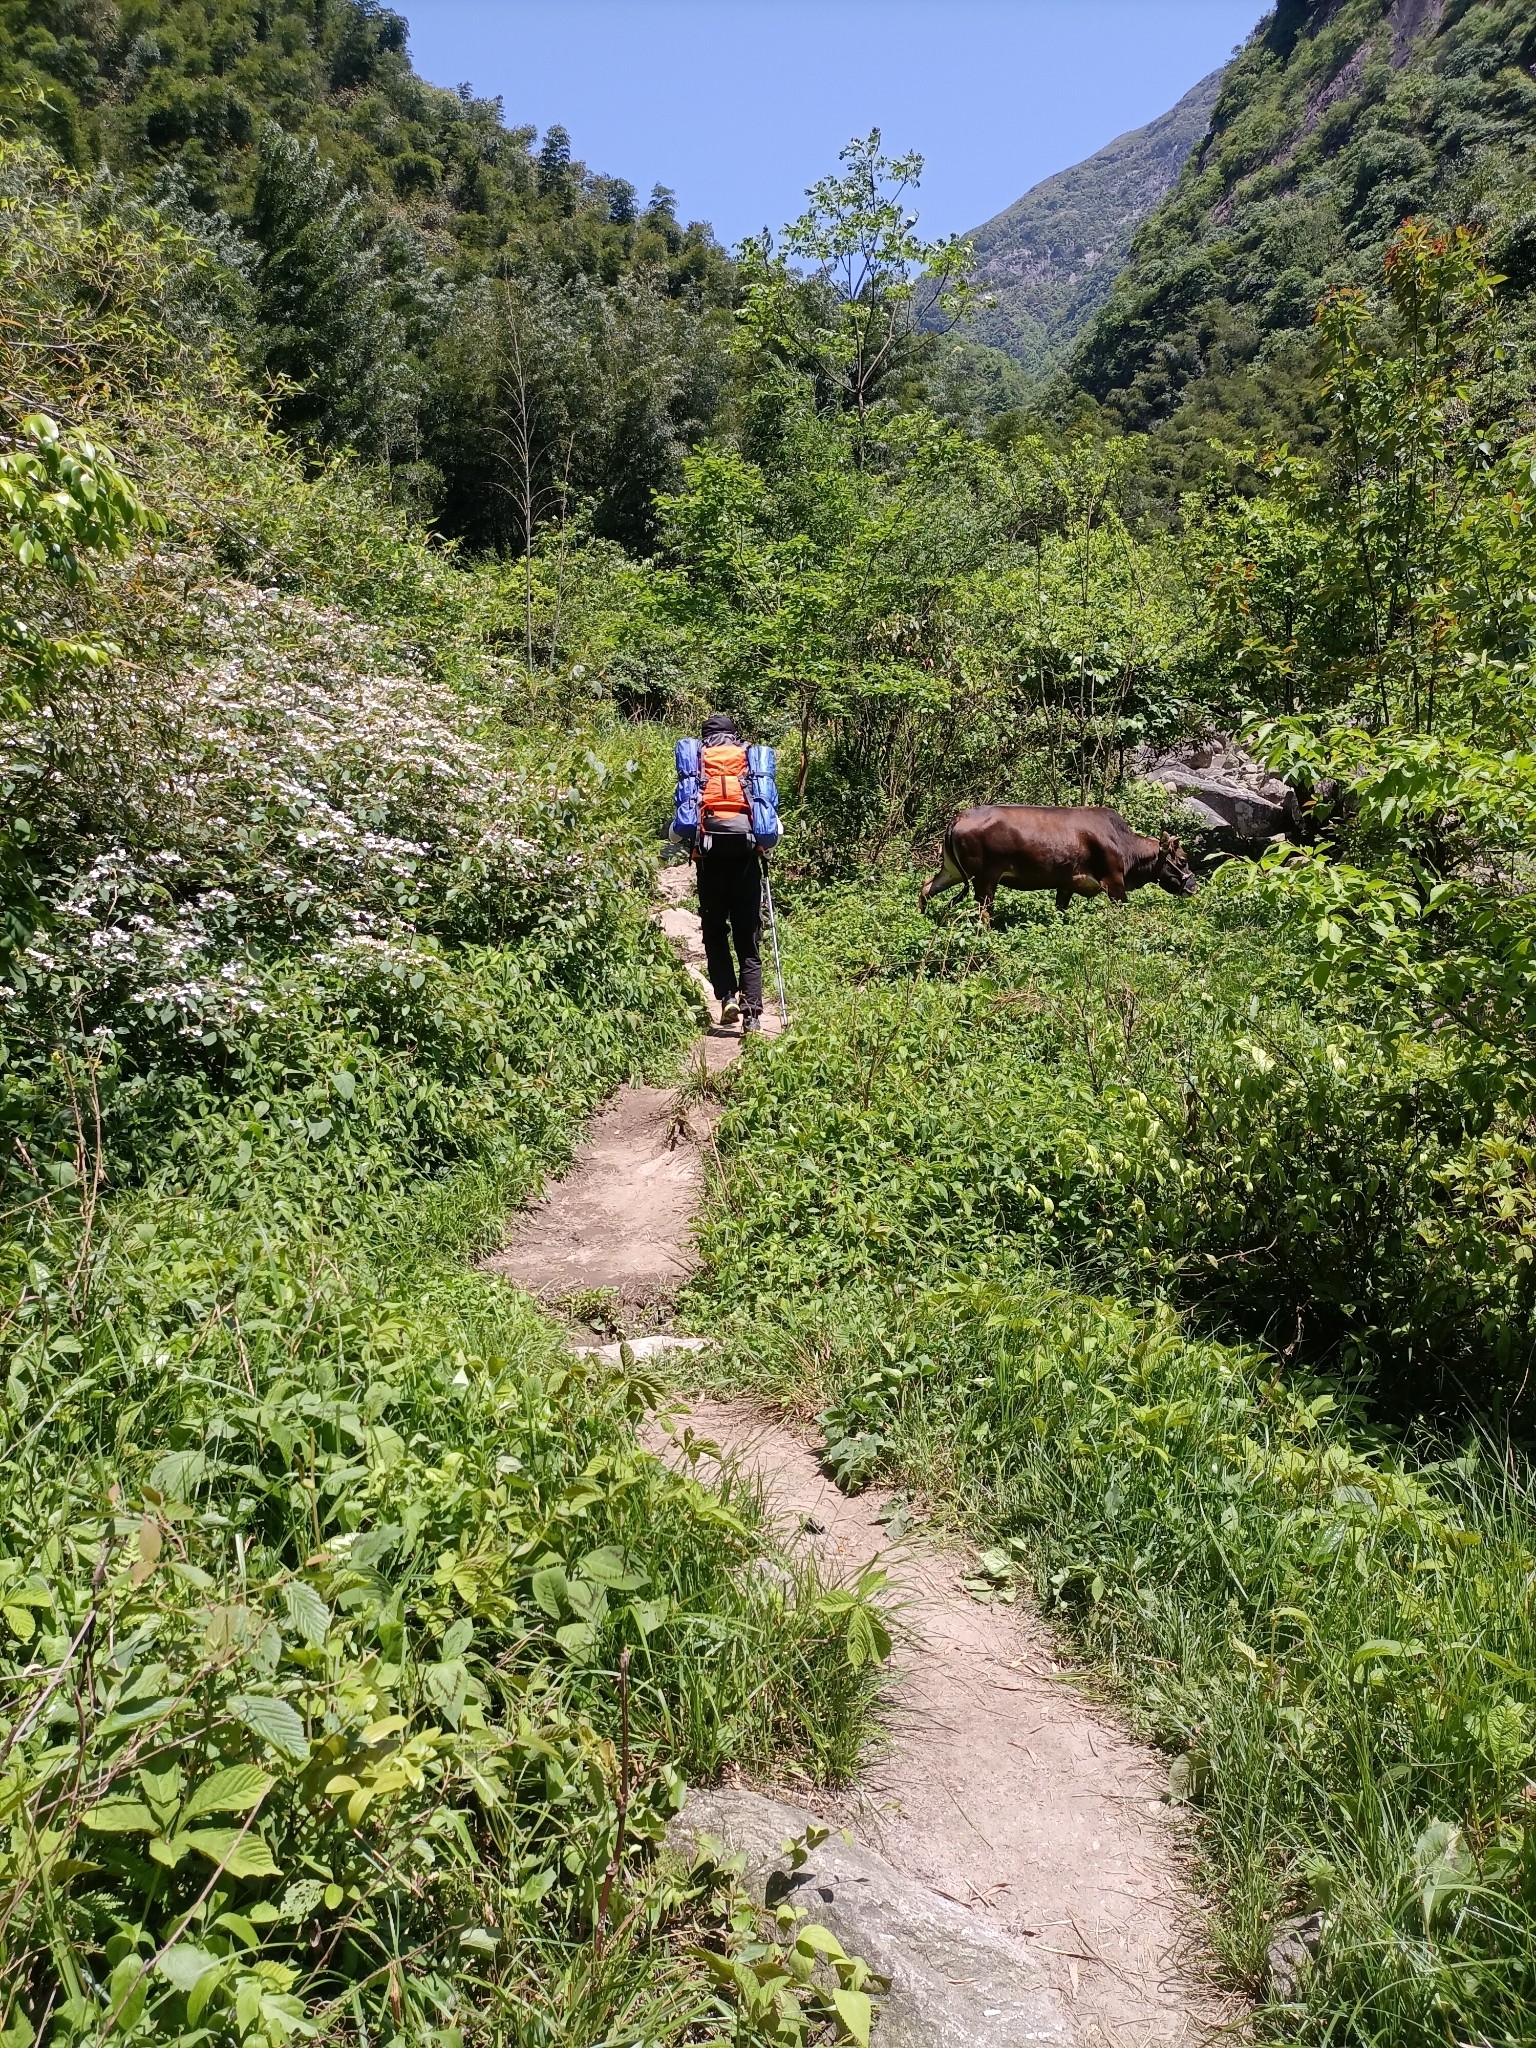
[742,1009,762,1035]
[719,994,741,1025]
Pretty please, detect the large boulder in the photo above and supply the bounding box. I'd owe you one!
[670,1787,1070,2047]
[1142,741,1300,850]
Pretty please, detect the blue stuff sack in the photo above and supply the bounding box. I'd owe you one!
[672,736,702,836]
[746,744,781,848]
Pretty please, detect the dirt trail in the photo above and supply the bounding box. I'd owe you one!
[669,1402,1229,2046]
[488,864,1233,2046]
[483,862,776,1310]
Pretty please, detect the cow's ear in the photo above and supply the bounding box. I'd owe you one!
[1159,831,1173,851]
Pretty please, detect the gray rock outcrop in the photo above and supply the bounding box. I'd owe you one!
[1142,740,1300,849]
[670,1787,1071,2047]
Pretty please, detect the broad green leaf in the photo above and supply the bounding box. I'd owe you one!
[630,1595,670,1637]
[186,1962,225,2025]
[181,1764,273,1826]
[845,1604,892,1671]
[794,1923,849,1961]
[106,1955,147,2031]
[281,1580,330,1648]
[349,1525,401,1569]
[442,1616,473,1659]
[1167,1751,1209,1805]
[182,1826,282,1878]
[530,1565,567,1618]
[555,1620,598,1658]
[213,1910,260,1949]
[580,1545,647,1590]
[150,1449,206,1500]
[278,1879,327,1920]
[138,1763,183,1823]
[832,1986,873,2045]
[157,1943,220,1993]
[425,1657,468,1721]
[230,1692,310,1760]
[80,1798,155,1834]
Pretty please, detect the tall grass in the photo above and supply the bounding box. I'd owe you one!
[690,874,1536,2044]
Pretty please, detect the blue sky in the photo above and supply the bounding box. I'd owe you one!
[400,1,1264,249]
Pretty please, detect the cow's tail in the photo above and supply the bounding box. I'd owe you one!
[921,818,973,913]
[945,821,975,891]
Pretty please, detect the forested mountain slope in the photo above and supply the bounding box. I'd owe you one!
[0,0,731,548]
[962,65,1226,376]
[1073,0,1536,450]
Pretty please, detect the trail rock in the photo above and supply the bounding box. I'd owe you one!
[592,1334,710,1363]
[671,1787,1071,2047]
[1267,1911,1323,2002]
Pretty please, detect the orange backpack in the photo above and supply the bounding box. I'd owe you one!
[700,743,751,828]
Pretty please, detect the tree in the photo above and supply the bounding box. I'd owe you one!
[424,261,727,582]
[1214,222,1529,737]
[607,177,638,227]
[1235,227,1536,1082]
[739,131,979,451]
[248,124,404,454]
[537,122,574,205]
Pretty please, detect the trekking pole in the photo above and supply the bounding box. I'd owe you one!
[761,863,788,1028]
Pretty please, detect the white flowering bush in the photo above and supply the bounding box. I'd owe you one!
[6,546,688,1187]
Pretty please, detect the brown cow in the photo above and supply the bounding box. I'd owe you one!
[920,804,1197,922]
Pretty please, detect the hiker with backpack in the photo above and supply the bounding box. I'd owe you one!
[671,712,781,1033]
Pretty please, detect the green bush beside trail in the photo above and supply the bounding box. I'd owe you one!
[1,141,884,2048]
[701,881,1536,1407]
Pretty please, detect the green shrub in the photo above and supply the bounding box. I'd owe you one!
[697,875,1536,1410]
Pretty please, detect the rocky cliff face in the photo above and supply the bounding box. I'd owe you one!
[1073,0,1536,434]
[959,67,1226,377]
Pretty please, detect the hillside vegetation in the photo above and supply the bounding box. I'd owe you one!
[0,135,892,2047]
[1073,0,1536,482]
[961,66,1225,378]
[10,3,1536,2044]
[631,135,1536,2048]
[0,0,732,550]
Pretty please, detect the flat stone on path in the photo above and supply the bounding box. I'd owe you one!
[659,1401,1233,2048]
[671,1786,1070,2047]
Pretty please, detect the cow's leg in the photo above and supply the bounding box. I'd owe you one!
[1056,885,1073,914]
[1104,855,1128,905]
[976,869,1000,927]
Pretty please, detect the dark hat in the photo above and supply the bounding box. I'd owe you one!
[701,711,741,741]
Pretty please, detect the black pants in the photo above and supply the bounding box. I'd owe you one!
[696,845,763,1014]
